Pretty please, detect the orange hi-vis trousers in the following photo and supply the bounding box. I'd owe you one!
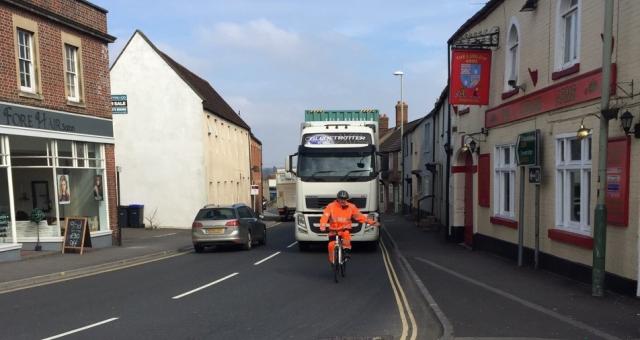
[327,229,351,263]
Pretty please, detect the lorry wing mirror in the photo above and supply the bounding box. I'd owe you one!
[287,153,298,176]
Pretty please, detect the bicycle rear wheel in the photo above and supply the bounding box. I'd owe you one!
[333,247,340,283]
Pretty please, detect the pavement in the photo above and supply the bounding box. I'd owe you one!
[1,215,639,339]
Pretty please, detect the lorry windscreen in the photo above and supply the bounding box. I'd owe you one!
[297,147,375,182]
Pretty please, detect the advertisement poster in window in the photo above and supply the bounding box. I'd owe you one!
[93,175,103,201]
[58,174,71,205]
[606,137,630,226]
[450,49,492,105]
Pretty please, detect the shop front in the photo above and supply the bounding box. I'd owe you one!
[0,101,114,260]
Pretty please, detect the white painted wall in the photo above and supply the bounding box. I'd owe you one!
[111,32,206,228]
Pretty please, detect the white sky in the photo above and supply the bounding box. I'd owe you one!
[97,0,483,167]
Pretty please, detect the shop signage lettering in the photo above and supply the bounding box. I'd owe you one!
[486,65,617,128]
[0,103,113,137]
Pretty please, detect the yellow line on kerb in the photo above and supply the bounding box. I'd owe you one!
[380,240,417,340]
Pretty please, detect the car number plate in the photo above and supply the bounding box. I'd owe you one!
[206,228,224,235]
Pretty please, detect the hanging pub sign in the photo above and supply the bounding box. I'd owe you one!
[450,49,492,105]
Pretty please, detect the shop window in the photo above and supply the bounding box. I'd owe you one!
[556,134,591,234]
[0,136,12,244]
[9,135,53,167]
[494,144,515,219]
[555,0,580,70]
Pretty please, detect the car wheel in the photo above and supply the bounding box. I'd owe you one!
[194,243,204,253]
[243,232,252,250]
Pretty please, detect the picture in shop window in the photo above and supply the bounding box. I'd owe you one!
[93,175,103,201]
[58,174,71,204]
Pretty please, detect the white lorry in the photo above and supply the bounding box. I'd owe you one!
[275,168,296,221]
[288,110,380,251]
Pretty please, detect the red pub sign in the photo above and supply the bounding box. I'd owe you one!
[450,49,492,105]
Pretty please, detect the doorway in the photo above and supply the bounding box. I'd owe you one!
[464,151,473,246]
[31,181,50,212]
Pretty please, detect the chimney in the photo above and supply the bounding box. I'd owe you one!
[379,114,389,136]
[395,101,408,127]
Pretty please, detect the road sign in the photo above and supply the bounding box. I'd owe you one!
[516,130,540,166]
[111,95,127,114]
[251,185,259,196]
[529,166,542,185]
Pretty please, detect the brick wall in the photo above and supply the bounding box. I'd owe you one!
[20,0,107,33]
[0,3,111,119]
[105,144,117,233]
[250,138,263,212]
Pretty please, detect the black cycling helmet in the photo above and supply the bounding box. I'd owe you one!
[337,190,349,200]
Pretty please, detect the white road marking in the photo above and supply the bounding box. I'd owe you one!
[42,317,119,340]
[286,241,298,248]
[172,273,239,300]
[381,241,418,340]
[267,222,282,229]
[254,252,281,265]
[414,257,622,340]
[152,233,177,238]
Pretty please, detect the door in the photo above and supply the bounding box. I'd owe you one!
[31,181,50,212]
[464,152,473,246]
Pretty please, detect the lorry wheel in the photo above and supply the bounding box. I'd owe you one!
[298,241,310,252]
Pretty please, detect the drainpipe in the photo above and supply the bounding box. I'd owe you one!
[592,0,614,297]
[445,43,452,240]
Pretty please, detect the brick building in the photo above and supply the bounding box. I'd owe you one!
[448,0,639,295]
[250,134,263,213]
[0,0,116,260]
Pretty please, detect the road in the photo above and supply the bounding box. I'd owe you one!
[0,222,439,340]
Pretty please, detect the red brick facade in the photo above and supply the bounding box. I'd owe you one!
[0,1,116,233]
[250,136,263,213]
[0,3,112,119]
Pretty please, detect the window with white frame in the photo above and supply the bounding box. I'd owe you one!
[64,44,80,102]
[494,144,515,218]
[556,134,591,234]
[17,29,36,92]
[556,0,580,68]
[55,141,104,169]
[505,21,519,89]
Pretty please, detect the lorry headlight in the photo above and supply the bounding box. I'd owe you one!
[296,214,307,229]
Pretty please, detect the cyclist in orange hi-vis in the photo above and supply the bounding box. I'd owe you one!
[319,190,380,262]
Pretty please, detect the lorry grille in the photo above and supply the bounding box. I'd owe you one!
[305,196,366,209]
[307,216,363,234]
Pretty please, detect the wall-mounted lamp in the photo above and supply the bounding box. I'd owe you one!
[461,128,488,154]
[507,79,526,93]
[576,123,591,140]
[620,110,640,138]
[520,0,538,12]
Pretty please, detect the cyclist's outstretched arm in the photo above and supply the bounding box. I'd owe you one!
[350,205,380,227]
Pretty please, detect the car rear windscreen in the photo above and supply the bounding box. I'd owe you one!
[196,208,236,220]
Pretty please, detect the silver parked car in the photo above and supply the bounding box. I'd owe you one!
[192,203,267,253]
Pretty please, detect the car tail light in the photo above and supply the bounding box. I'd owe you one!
[192,222,203,229]
[225,220,239,227]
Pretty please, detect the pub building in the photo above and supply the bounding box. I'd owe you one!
[447,0,639,296]
[0,0,117,260]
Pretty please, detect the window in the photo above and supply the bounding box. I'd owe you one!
[556,0,580,68]
[505,20,519,89]
[55,142,103,169]
[61,33,83,103]
[238,207,252,219]
[17,29,36,92]
[556,135,591,234]
[494,145,515,218]
[65,44,79,101]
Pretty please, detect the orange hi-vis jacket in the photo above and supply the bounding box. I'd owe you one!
[319,201,375,230]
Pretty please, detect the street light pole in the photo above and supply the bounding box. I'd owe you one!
[394,71,404,214]
[593,0,614,297]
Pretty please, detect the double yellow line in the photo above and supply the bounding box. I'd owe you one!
[380,240,417,340]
